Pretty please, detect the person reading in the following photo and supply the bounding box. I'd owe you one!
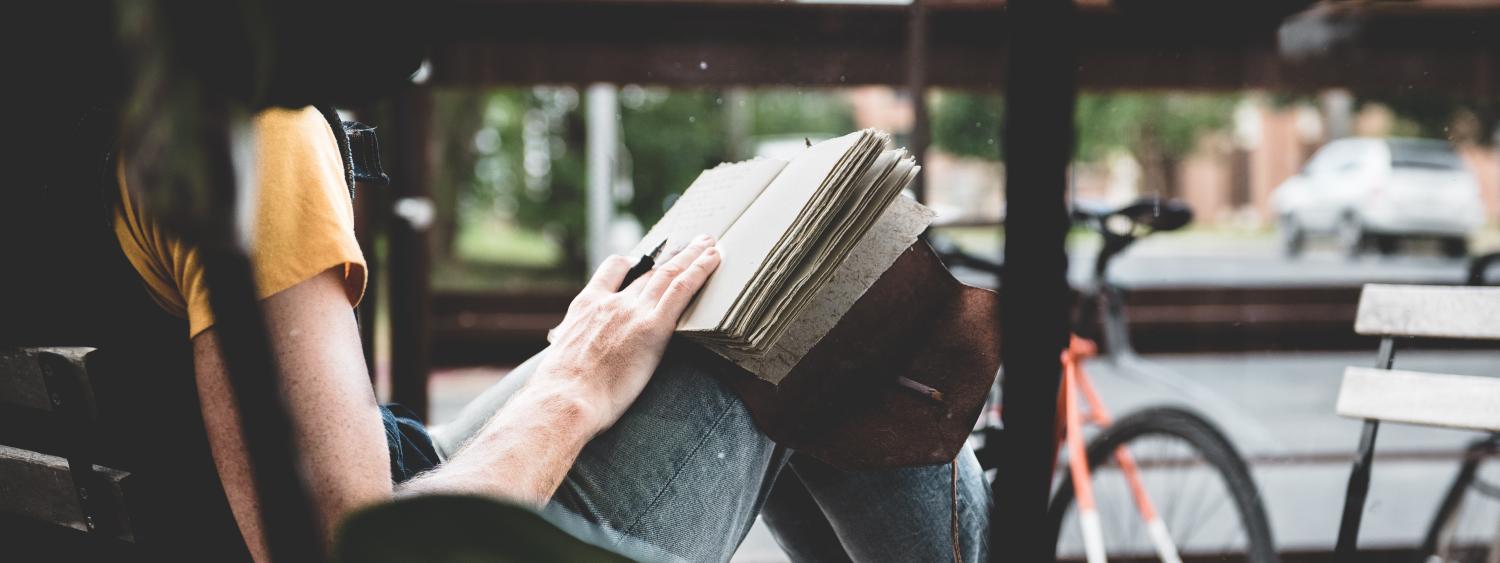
[9,106,990,562]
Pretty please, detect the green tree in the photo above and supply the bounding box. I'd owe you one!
[1361,95,1499,145]
[747,89,855,137]
[454,87,859,276]
[931,91,1004,160]
[429,89,489,264]
[466,88,588,273]
[1074,93,1239,197]
[620,90,731,228]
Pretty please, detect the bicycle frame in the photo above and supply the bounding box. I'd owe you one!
[1060,334,1183,563]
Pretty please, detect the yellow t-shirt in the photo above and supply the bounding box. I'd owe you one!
[113,106,367,337]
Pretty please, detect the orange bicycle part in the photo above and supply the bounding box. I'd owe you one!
[1059,335,1183,563]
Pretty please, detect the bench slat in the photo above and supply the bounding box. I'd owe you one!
[0,348,54,411]
[1337,367,1500,432]
[0,347,97,417]
[0,444,133,540]
[1356,284,1500,340]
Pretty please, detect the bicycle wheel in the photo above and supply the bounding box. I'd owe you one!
[1047,407,1279,563]
[1419,437,1500,563]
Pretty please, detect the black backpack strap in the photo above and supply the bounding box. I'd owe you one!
[343,120,388,187]
[315,105,389,206]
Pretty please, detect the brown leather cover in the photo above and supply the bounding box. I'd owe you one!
[702,240,1001,469]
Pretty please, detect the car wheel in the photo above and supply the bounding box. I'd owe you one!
[1279,215,1306,258]
[1373,235,1399,256]
[1442,237,1469,259]
[1336,215,1366,259]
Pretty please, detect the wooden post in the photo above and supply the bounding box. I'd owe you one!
[992,0,1077,560]
[388,89,434,420]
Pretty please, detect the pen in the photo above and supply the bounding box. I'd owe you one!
[618,238,669,291]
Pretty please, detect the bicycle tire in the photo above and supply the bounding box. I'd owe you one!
[1047,407,1279,563]
[1418,437,1500,563]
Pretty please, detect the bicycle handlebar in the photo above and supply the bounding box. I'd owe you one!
[927,196,1193,287]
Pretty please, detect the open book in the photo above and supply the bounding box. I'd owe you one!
[630,130,932,382]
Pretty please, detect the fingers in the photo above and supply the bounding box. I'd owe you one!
[584,254,635,295]
[640,235,714,303]
[655,244,721,319]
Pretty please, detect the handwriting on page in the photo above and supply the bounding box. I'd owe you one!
[631,158,788,257]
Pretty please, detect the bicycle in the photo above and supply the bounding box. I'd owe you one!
[1414,251,1500,563]
[932,197,1279,562]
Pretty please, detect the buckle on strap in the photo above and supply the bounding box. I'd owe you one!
[342,121,389,187]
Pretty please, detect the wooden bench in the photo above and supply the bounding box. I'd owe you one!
[1333,284,1500,556]
[0,347,138,545]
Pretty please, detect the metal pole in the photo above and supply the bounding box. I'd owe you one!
[586,83,620,270]
[1334,336,1397,556]
[993,0,1077,560]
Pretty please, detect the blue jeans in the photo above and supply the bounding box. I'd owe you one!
[429,343,991,562]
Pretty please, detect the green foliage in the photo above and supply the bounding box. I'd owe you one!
[930,91,1004,160]
[1074,93,1240,162]
[468,87,587,272]
[620,89,732,227]
[1362,95,1499,145]
[450,86,860,276]
[746,89,855,137]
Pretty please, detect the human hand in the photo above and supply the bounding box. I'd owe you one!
[532,234,721,435]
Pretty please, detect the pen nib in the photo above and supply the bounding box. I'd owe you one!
[648,238,669,261]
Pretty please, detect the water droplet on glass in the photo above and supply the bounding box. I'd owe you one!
[715,97,723,105]
[688,116,696,123]
[699,61,708,70]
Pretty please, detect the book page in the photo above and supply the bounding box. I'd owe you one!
[708,196,936,382]
[629,158,788,257]
[678,131,866,331]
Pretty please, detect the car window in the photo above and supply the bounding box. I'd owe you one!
[1387,139,1463,171]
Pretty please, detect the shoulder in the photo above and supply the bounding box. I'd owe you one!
[253,107,346,193]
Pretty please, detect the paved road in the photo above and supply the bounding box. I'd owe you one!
[950,232,1485,289]
[1082,350,1500,554]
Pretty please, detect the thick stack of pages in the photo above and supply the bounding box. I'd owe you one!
[629,130,929,382]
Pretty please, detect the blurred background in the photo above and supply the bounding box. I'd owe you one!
[336,0,1500,559]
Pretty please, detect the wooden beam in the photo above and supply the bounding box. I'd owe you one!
[426,1,1500,94]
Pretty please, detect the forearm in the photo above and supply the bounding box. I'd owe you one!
[397,238,721,505]
[397,379,599,506]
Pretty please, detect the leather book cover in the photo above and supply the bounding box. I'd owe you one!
[690,240,1002,469]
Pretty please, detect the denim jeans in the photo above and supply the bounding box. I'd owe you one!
[429,342,991,562]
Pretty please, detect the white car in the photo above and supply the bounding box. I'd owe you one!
[1272,137,1484,257]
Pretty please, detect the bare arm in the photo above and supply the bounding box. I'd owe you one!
[398,235,722,504]
[194,237,719,558]
[194,267,392,560]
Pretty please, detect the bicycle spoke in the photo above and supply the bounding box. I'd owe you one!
[1049,408,1274,563]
